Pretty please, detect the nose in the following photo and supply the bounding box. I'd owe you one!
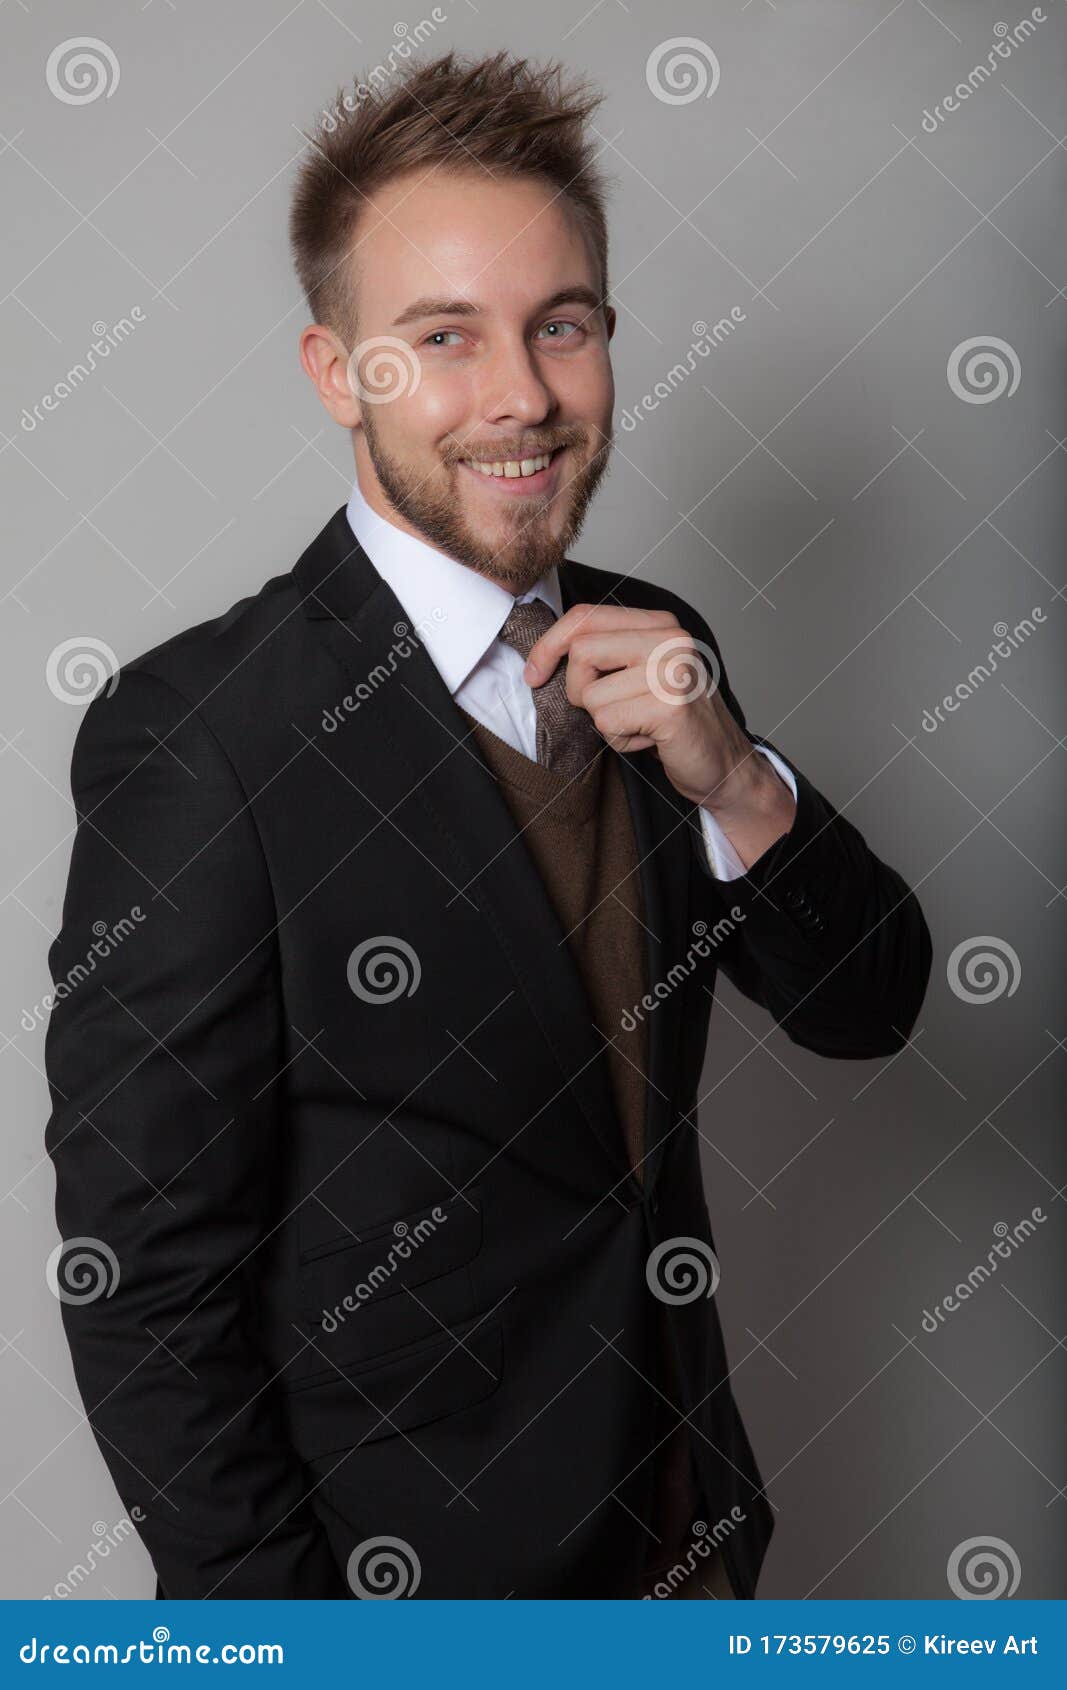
[475,331,555,436]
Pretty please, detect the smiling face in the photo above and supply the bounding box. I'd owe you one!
[304,167,617,595]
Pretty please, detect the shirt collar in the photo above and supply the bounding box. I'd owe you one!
[345,478,562,697]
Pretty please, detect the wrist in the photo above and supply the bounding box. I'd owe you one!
[698,754,797,877]
[700,751,788,828]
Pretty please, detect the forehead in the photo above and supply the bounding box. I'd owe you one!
[352,167,597,315]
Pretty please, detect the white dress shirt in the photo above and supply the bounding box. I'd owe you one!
[344,480,796,879]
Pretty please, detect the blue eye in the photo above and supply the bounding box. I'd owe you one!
[420,320,585,350]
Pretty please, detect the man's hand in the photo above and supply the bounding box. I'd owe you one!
[524,603,797,870]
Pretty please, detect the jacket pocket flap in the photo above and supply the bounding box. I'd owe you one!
[283,1312,503,1460]
[299,1187,482,1322]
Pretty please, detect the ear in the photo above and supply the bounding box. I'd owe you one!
[299,323,361,428]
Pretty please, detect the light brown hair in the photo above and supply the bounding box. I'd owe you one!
[289,48,613,348]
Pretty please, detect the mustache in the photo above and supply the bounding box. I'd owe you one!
[446,426,596,464]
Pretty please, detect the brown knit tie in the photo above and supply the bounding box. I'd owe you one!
[498,599,603,782]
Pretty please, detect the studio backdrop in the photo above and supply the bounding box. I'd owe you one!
[1,0,1063,1599]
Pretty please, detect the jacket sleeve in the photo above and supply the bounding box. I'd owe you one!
[683,614,933,1059]
[43,667,347,1598]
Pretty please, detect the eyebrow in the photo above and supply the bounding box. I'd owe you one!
[390,285,604,329]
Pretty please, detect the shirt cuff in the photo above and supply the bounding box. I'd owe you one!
[696,744,799,881]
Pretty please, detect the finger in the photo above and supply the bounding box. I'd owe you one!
[558,630,667,705]
[579,664,654,713]
[599,732,658,754]
[524,604,676,686]
[588,692,664,748]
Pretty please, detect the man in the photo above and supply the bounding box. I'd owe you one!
[44,50,932,1600]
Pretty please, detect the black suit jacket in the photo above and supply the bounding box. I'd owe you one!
[43,505,932,1598]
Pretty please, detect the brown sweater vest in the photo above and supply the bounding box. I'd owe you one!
[457,707,700,1590]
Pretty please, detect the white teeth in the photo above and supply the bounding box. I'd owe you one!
[466,451,554,479]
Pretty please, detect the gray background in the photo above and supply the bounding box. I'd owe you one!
[2,0,1064,1599]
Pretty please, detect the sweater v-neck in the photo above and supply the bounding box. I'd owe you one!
[456,705,606,823]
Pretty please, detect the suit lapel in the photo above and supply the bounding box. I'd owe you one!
[294,507,690,1204]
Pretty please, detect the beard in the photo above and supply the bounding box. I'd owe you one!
[358,411,614,596]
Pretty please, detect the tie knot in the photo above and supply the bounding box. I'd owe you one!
[496,593,601,781]
[498,597,556,663]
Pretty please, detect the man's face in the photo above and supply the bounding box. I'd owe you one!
[344,168,616,595]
